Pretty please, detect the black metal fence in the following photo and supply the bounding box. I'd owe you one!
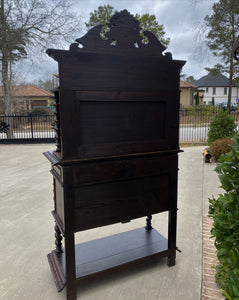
[1,108,239,144]
[179,106,239,144]
[0,114,55,143]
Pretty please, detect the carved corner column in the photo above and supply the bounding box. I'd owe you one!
[145,215,153,231]
[54,224,63,253]
[53,90,61,153]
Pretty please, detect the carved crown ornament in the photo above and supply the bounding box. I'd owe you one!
[47,9,172,59]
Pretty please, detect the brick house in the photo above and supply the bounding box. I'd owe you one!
[0,85,54,113]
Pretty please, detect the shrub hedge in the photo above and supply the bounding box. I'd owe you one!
[207,111,237,146]
[208,135,239,300]
[210,138,235,161]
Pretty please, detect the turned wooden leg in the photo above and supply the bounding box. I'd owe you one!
[145,215,153,231]
[54,224,63,253]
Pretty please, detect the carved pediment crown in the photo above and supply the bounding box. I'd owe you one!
[47,9,173,59]
[74,9,171,57]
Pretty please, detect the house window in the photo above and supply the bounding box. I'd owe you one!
[213,87,216,95]
[224,88,227,95]
[206,87,208,93]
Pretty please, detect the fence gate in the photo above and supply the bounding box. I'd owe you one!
[0,114,55,144]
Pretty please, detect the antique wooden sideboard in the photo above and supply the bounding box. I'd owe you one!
[44,10,185,300]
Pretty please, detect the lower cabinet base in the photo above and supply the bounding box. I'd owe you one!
[47,227,169,294]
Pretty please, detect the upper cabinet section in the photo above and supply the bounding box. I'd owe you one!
[46,10,186,162]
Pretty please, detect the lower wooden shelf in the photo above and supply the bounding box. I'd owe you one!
[47,227,168,292]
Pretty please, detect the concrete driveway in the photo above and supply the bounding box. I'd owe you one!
[0,144,221,300]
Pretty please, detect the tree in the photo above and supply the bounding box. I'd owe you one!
[204,0,239,110]
[205,63,224,76]
[180,74,195,83]
[0,0,81,116]
[35,79,54,92]
[186,75,195,83]
[234,76,239,87]
[212,97,215,107]
[135,13,170,46]
[180,73,187,81]
[85,5,117,39]
[194,92,200,105]
[85,5,170,47]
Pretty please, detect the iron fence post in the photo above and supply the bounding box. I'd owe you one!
[30,114,34,139]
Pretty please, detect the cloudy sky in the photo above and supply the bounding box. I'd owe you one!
[20,0,218,83]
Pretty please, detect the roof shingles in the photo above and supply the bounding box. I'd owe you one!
[193,74,232,87]
[0,85,54,97]
[180,81,197,88]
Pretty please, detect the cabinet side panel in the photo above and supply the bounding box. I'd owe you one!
[55,180,65,227]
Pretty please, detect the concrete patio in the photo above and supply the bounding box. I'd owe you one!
[0,144,221,300]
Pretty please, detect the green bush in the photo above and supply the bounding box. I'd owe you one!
[30,108,50,115]
[208,135,239,300]
[210,138,235,161]
[207,110,237,146]
[185,105,216,115]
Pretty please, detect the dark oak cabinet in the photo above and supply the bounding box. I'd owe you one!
[44,10,185,300]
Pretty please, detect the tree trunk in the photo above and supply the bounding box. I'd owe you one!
[1,0,13,137]
[2,56,12,115]
[227,14,236,114]
[228,74,233,113]
[2,55,14,138]
[227,56,234,114]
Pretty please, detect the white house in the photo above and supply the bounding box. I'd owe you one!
[193,74,239,106]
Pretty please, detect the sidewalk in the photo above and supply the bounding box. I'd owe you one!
[0,144,223,300]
